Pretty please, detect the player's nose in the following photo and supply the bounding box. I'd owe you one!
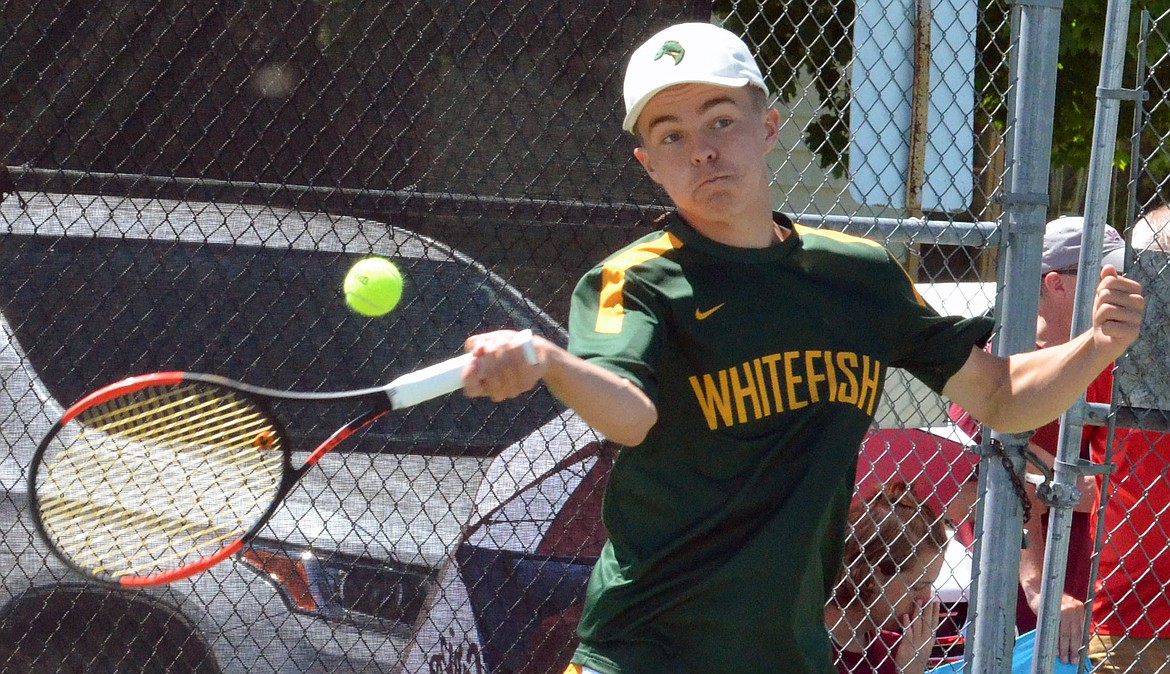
[690,137,717,165]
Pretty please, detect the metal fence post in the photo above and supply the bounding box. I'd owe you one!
[970,0,1064,670]
[1030,0,1137,671]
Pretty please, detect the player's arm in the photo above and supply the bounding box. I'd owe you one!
[462,330,657,446]
[943,266,1144,432]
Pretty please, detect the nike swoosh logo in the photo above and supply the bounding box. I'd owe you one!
[694,303,725,320]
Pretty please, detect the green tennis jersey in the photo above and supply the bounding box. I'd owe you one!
[568,213,993,674]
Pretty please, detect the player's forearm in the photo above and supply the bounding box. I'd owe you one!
[946,268,1143,432]
[992,332,1115,431]
[945,334,1114,433]
[539,343,657,446]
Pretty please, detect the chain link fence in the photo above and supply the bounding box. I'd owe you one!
[0,0,1166,672]
[1088,8,1170,674]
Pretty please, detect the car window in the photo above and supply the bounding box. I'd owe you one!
[0,197,564,456]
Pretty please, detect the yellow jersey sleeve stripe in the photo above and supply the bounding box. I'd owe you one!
[896,261,927,306]
[594,231,682,334]
[793,223,925,306]
[792,223,883,248]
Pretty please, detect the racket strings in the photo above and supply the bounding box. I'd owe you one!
[36,383,285,581]
[84,384,271,458]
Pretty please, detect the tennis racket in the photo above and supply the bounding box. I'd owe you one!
[30,330,538,587]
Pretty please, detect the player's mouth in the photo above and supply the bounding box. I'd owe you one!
[697,173,733,189]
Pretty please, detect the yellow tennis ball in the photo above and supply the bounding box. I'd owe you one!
[344,257,403,317]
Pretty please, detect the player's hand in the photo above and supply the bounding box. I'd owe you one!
[1091,265,1145,356]
[895,598,939,674]
[462,329,545,402]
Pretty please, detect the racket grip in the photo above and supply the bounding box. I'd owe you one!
[387,329,538,409]
[386,353,473,409]
[517,329,539,366]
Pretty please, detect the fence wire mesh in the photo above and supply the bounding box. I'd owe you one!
[0,0,1166,673]
[1090,10,1170,674]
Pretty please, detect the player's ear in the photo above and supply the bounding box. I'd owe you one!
[633,147,661,185]
[763,107,780,149]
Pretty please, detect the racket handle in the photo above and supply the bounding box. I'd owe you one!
[386,329,538,409]
[386,353,472,409]
[517,329,539,366]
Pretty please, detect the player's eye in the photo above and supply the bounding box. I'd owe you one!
[713,117,734,129]
[660,131,682,145]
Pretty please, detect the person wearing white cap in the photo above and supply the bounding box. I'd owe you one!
[1030,217,1130,667]
[457,22,1146,674]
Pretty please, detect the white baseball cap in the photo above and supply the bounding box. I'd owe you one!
[622,22,768,134]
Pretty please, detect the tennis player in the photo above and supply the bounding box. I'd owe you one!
[462,21,1145,674]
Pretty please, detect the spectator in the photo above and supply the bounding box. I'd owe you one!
[1088,407,1170,674]
[1088,205,1170,673]
[951,215,1168,669]
[826,482,947,674]
[1014,217,1125,661]
[949,217,1121,662]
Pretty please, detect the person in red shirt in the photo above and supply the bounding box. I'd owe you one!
[1082,369,1170,673]
[950,217,1121,663]
[825,482,947,674]
[1015,217,1124,662]
[1088,205,1170,672]
[1021,217,1170,673]
[953,215,1170,672]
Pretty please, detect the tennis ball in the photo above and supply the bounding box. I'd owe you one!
[344,257,403,317]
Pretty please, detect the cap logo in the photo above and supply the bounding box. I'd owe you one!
[655,40,685,65]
